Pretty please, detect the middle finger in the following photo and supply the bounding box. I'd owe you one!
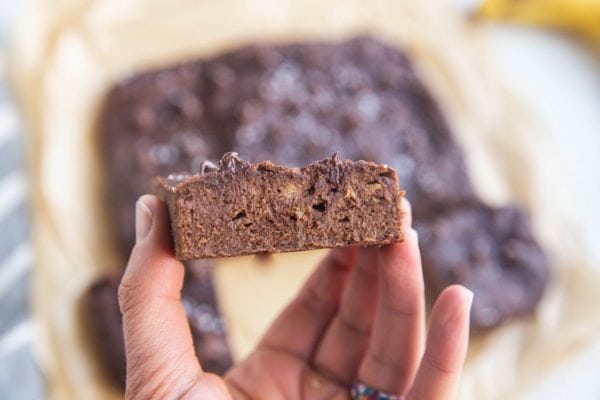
[357,227,425,394]
[312,198,413,385]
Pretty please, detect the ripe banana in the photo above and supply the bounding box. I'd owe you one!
[477,0,600,45]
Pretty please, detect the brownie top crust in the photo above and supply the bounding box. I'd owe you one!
[160,152,394,188]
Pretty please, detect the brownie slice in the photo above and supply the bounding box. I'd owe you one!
[415,204,550,331]
[153,153,404,260]
[86,261,232,388]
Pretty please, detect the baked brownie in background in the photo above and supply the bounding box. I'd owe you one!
[415,204,549,331]
[99,37,476,255]
[92,36,550,386]
[87,274,127,387]
[181,261,233,375]
[154,153,404,259]
[86,261,232,389]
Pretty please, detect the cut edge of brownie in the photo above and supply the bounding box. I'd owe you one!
[153,152,404,260]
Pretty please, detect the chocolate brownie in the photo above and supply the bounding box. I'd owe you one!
[415,204,550,330]
[86,261,232,388]
[99,37,475,256]
[153,153,403,260]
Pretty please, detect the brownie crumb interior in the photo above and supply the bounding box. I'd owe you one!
[154,153,403,259]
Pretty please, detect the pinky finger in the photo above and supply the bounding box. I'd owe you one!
[407,285,472,400]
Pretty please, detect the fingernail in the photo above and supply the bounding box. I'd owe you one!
[136,198,153,243]
[410,227,418,240]
[401,196,412,227]
[464,288,474,311]
[401,227,418,246]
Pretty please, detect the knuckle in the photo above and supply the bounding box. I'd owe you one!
[298,284,331,314]
[356,257,378,278]
[126,349,201,400]
[366,351,412,382]
[118,279,143,316]
[368,350,401,369]
[381,301,417,321]
[423,351,459,377]
[337,312,371,336]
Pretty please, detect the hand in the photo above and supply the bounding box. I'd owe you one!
[119,194,472,400]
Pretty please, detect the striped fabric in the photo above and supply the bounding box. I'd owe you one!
[0,61,45,399]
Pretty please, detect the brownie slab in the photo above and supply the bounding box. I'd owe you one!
[415,204,550,331]
[99,37,474,256]
[86,261,232,388]
[154,153,403,260]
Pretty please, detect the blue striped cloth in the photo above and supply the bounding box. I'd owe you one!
[0,61,45,399]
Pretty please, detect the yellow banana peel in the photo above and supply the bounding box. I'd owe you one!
[478,0,600,45]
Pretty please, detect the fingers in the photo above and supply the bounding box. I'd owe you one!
[258,247,356,360]
[408,285,472,400]
[312,197,413,384]
[357,228,425,395]
[119,195,205,399]
[312,247,379,384]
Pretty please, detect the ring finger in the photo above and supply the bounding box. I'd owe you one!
[357,227,425,395]
[312,246,379,384]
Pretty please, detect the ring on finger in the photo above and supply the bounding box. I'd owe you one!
[351,381,405,400]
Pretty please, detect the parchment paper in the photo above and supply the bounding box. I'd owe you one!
[10,0,600,398]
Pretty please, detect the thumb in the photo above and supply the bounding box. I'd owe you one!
[119,195,229,399]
